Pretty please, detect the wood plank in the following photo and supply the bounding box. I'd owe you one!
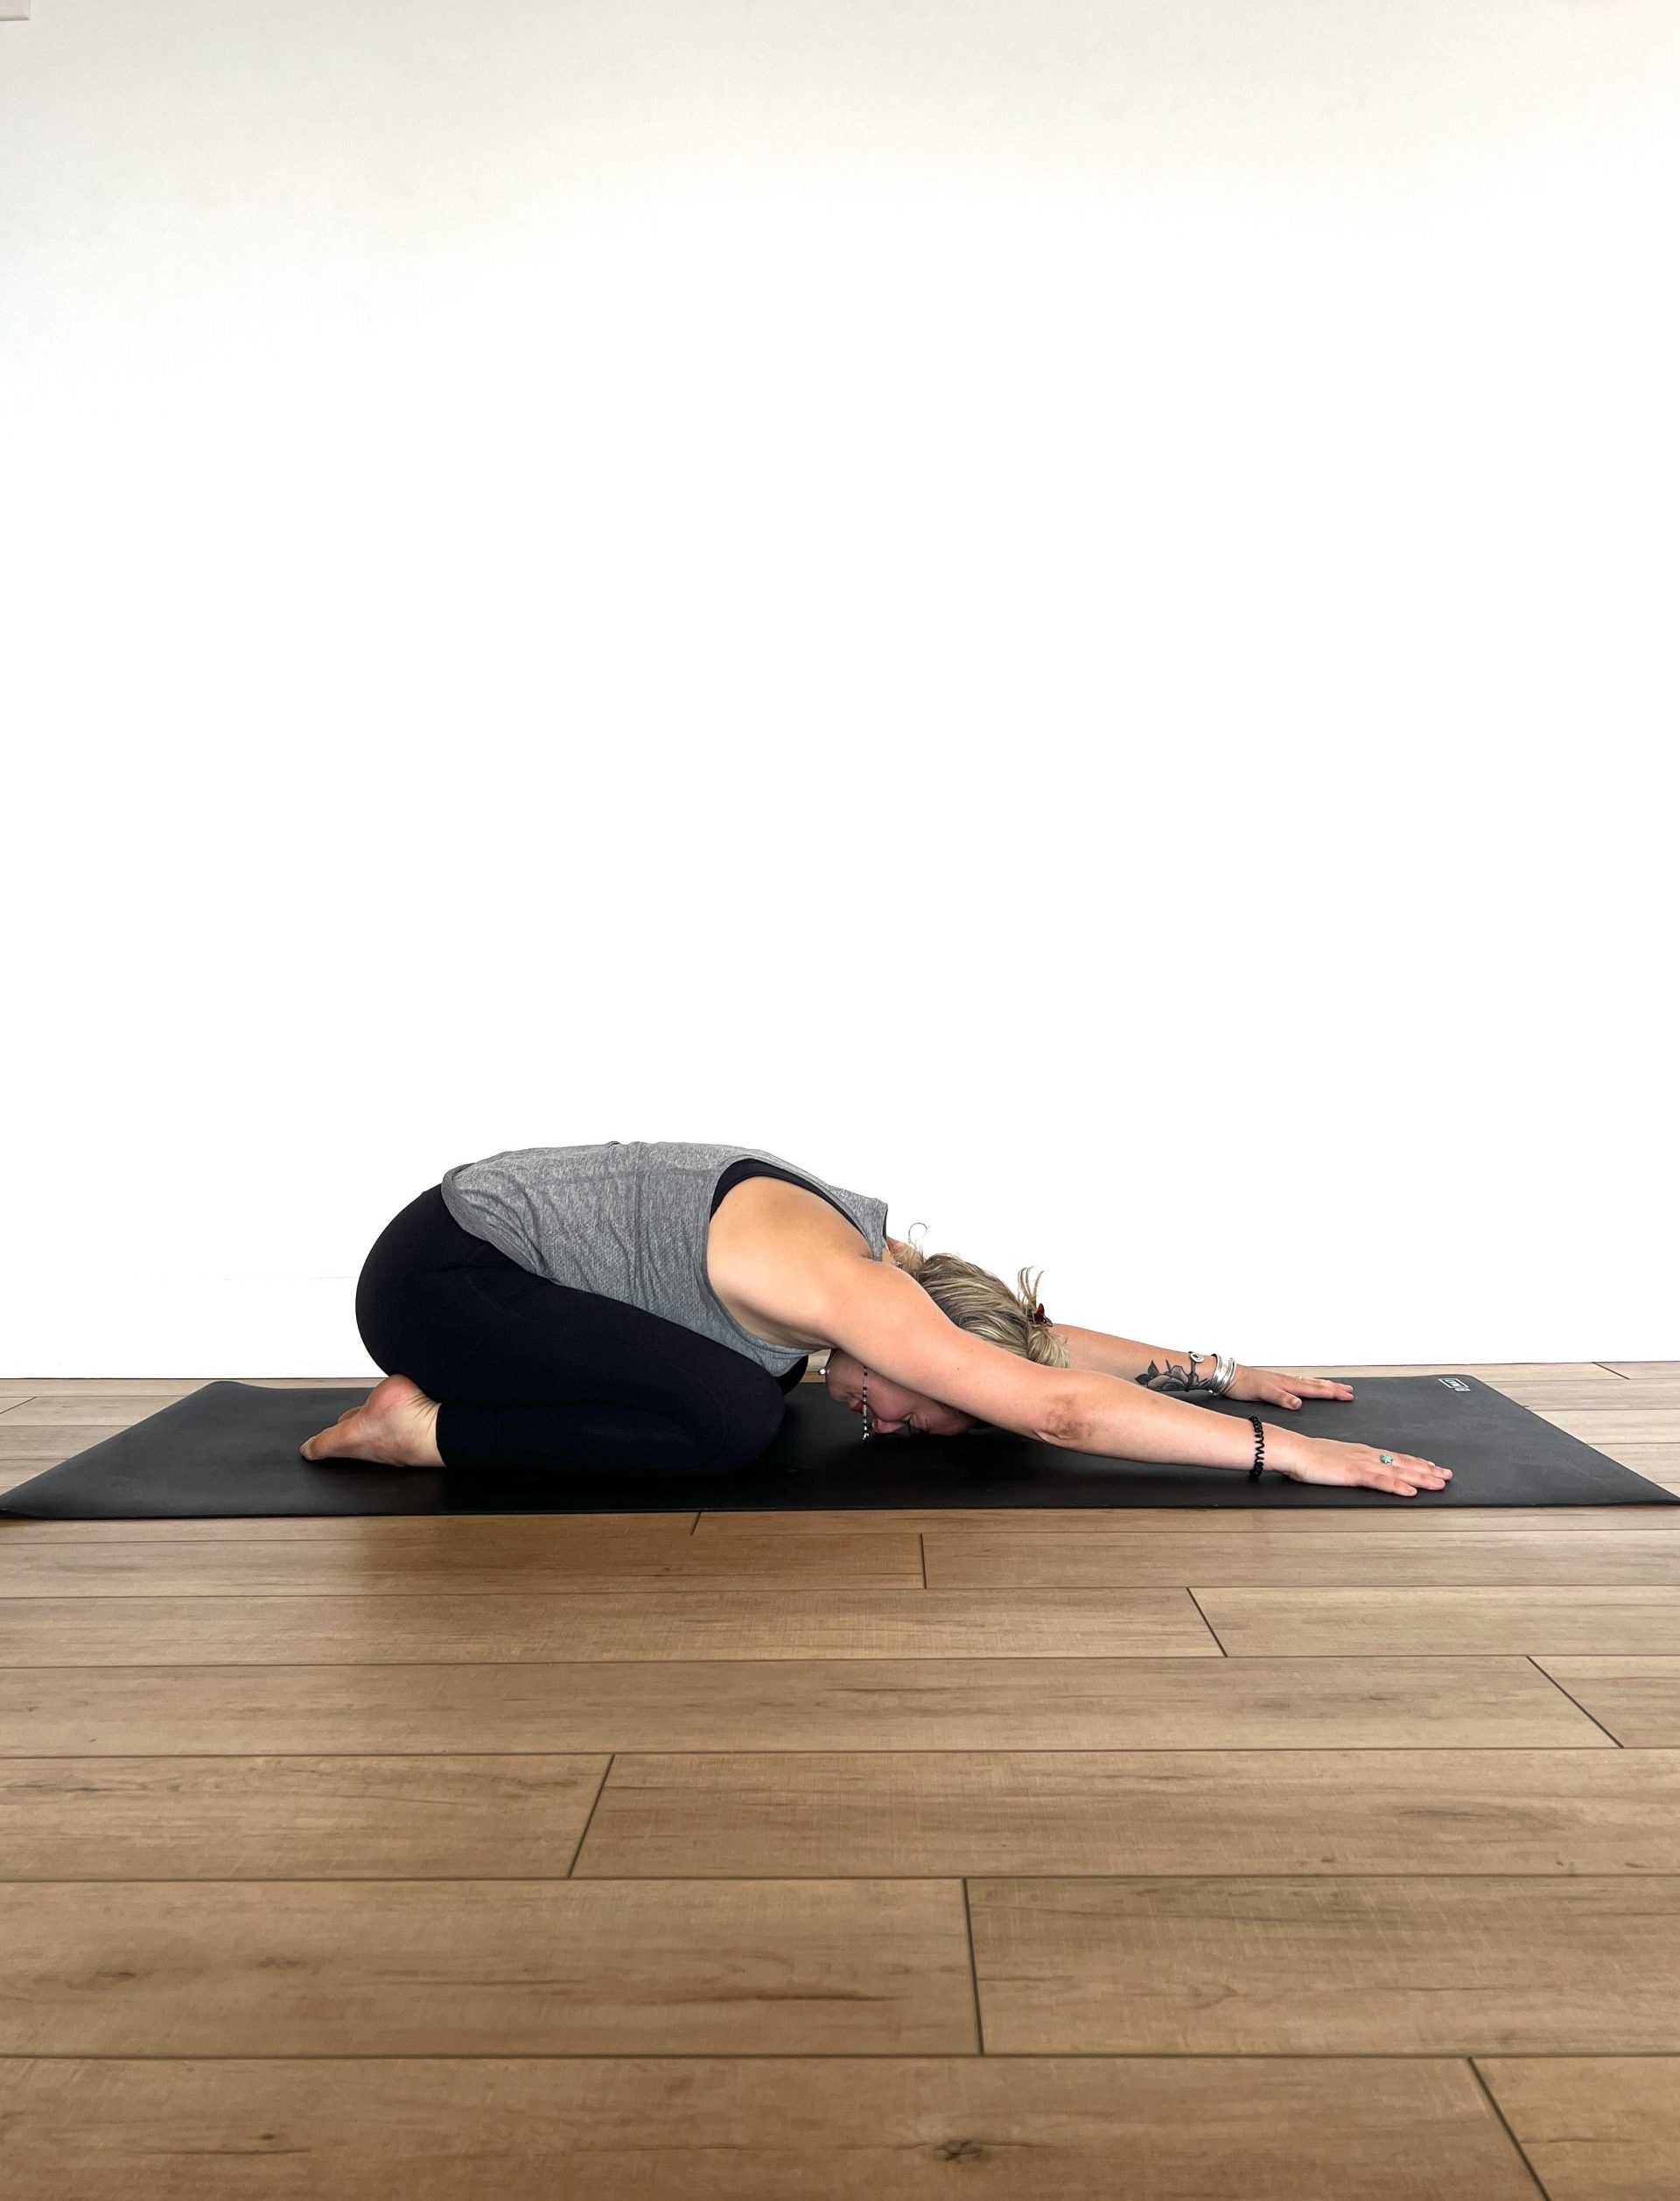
[1530,1408,1680,1446]
[0,1520,924,1595]
[0,1425,141,1462]
[1478,2057,1680,2201]
[0,1379,369,1395]
[1196,1587,1680,1656]
[0,1588,1219,1665]
[0,1756,606,1879]
[0,1879,974,2057]
[0,2055,1538,2201]
[1286,1366,1643,1413]
[29,1514,1680,1602]
[46,1519,1680,1596]
[1474,1376,1648,1412]
[1289,1363,1617,1385]
[1537,1659,1680,1747]
[0,1397,217,1429]
[969,1875,1680,2053]
[1585,1440,1680,1480]
[0,1508,723,1544]
[1489,1377,1652,1411]
[695,1503,1680,1539]
[925,1527,1680,1589]
[7,1498,1678,1544]
[575,1748,1680,1879]
[0,1656,1606,1756]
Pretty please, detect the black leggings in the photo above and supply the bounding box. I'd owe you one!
[354,1184,794,1476]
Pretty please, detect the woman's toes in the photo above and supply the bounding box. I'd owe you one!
[298,1378,438,1469]
[302,1413,359,1461]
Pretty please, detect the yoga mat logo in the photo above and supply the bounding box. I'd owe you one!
[1438,1377,1471,1391]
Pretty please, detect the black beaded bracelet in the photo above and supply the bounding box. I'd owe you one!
[1247,1415,1266,1482]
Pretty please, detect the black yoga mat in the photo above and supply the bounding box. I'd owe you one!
[0,1374,1671,1519]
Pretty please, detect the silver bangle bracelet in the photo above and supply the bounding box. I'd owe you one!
[1191,1351,1236,1397]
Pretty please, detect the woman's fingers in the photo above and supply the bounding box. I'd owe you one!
[1257,1376,1355,1409]
[1271,1379,1355,1408]
[1367,1450,1450,1495]
[1276,1377,1354,1399]
[1285,1437,1451,1497]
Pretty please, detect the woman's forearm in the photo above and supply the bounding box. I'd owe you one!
[1048,1369,1301,1473]
[1052,1324,1217,1391]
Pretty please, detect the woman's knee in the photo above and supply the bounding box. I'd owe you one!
[690,1365,788,1472]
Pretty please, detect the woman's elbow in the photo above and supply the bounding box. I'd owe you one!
[1032,1376,1096,1450]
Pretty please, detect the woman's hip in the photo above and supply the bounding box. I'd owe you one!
[353,1184,788,1442]
[354,1182,522,1356]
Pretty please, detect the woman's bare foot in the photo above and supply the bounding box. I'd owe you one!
[299,1374,444,1469]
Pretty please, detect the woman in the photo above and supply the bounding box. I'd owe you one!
[302,1139,1450,1497]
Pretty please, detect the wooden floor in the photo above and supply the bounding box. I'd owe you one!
[4,1363,1680,2197]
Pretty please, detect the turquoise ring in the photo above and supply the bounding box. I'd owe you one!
[1379,1452,1395,1464]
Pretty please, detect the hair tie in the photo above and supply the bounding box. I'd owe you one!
[1032,1302,1046,1323]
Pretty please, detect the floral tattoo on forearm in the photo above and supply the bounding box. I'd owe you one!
[1135,1356,1215,1396]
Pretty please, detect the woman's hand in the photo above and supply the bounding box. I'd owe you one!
[1269,1431,1452,1498]
[1226,1365,1354,1411]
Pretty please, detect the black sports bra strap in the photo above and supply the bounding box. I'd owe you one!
[707,1158,858,1229]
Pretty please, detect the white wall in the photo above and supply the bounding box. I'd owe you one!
[3,0,1675,1376]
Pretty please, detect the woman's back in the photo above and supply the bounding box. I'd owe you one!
[439,1140,889,1374]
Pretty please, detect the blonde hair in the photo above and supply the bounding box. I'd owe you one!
[890,1226,1069,1369]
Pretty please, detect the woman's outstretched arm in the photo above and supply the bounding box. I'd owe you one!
[1053,1325,1357,1412]
[1051,1326,1210,1387]
[805,1257,1447,1496]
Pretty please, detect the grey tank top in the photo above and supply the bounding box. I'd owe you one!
[438,1140,890,1377]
